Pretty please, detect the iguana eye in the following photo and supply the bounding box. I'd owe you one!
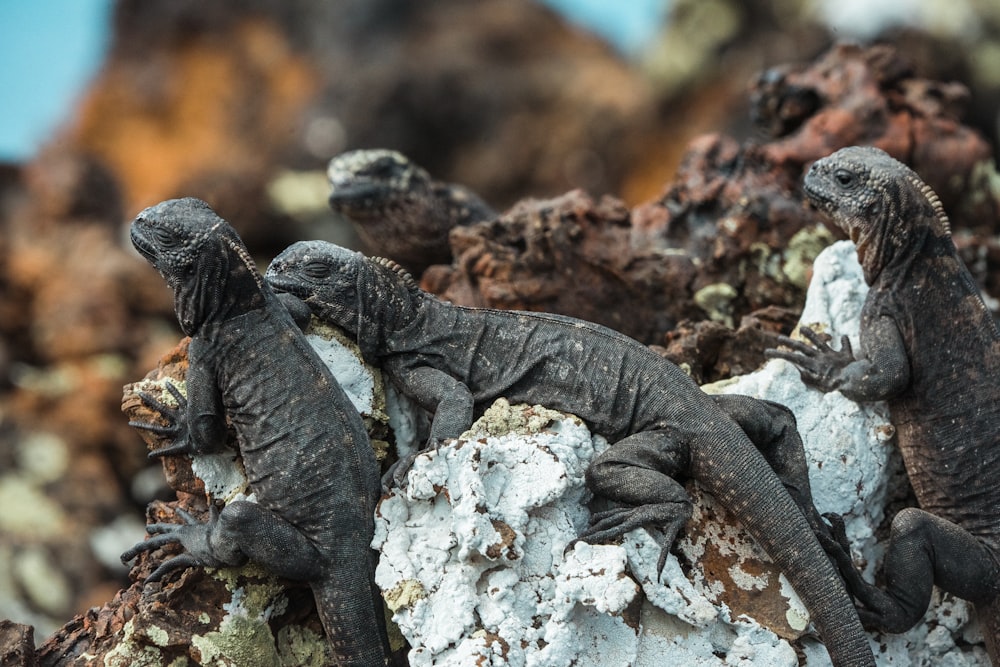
[152,226,180,248]
[833,169,857,189]
[302,261,331,279]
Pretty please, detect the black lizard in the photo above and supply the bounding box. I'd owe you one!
[120,198,390,666]
[326,149,496,274]
[767,146,1000,659]
[265,240,876,666]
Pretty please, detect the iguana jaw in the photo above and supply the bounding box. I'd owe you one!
[129,225,158,265]
[327,181,393,214]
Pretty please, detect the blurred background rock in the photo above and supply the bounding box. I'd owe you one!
[0,0,998,643]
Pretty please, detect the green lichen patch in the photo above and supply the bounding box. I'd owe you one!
[103,618,179,667]
[191,614,281,667]
[782,225,834,289]
[276,624,327,667]
[186,565,300,667]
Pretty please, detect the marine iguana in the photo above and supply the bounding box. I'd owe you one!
[265,240,876,666]
[767,146,1000,660]
[120,198,390,666]
[326,148,496,274]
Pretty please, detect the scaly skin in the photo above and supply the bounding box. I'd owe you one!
[121,198,389,666]
[326,149,496,274]
[265,241,876,666]
[768,146,1000,660]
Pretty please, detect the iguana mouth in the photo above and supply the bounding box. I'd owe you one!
[263,269,309,299]
[130,227,158,263]
[328,182,390,211]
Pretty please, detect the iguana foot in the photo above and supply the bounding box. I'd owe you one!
[128,381,194,457]
[381,453,418,492]
[381,439,444,492]
[573,502,690,578]
[766,327,855,392]
[122,505,228,583]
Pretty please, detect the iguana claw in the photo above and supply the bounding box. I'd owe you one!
[129,381,193,457]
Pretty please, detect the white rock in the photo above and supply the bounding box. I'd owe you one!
[374,402,642,667]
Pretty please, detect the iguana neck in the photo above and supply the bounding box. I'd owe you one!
[857,174,952,286]
[176,240,267,336]
[354,258,423,359]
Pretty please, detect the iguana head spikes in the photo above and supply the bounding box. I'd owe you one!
[371,256,420,292]
[131,197,264,335]
[803,146,948,283]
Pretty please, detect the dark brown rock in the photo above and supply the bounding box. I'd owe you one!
[423,190,700,344]
[0,621,37,667]
[657,306,800,385]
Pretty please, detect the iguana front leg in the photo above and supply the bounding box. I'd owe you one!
[122,502,325,584]
[766,317,910,401]
[130,349,229,458]
[382,363,474,488]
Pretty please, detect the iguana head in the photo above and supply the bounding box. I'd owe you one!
[131,197,265,335]
[265,240,421,360]
[266,240,362,330]
[326,149,432,220]
[803,146,950,283]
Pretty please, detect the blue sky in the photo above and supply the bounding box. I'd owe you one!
[0,0,113,161]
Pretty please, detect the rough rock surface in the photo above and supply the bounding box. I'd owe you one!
[751,43,998,234]
[422,191,701,344]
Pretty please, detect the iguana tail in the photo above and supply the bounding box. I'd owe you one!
[976,598,1000,664]
[698,432,876,667]
[312,563,391,666]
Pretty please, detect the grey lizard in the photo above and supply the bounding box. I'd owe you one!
[265,240,877,666]
[120,198,390,666]
[767,146,1000,660]
[326,148,496,274]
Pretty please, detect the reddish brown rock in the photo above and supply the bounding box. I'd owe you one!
[423,190,701,344]
[751,42,998,232]
[657,306,800,385]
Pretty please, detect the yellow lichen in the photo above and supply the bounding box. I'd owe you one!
[382,579,427,613]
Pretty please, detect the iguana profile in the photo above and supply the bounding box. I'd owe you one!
[265,241,876,666]
[768,146,1000,660]
[121,198,390,665]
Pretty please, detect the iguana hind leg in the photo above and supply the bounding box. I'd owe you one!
[122,501,324,583]
[582,428,693,577]
[711,394,850,560]
[854,507,1000,632]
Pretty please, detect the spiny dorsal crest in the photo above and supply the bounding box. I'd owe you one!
[221,234,264,289]
[907,174,952,236]
[371,256,420,292]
